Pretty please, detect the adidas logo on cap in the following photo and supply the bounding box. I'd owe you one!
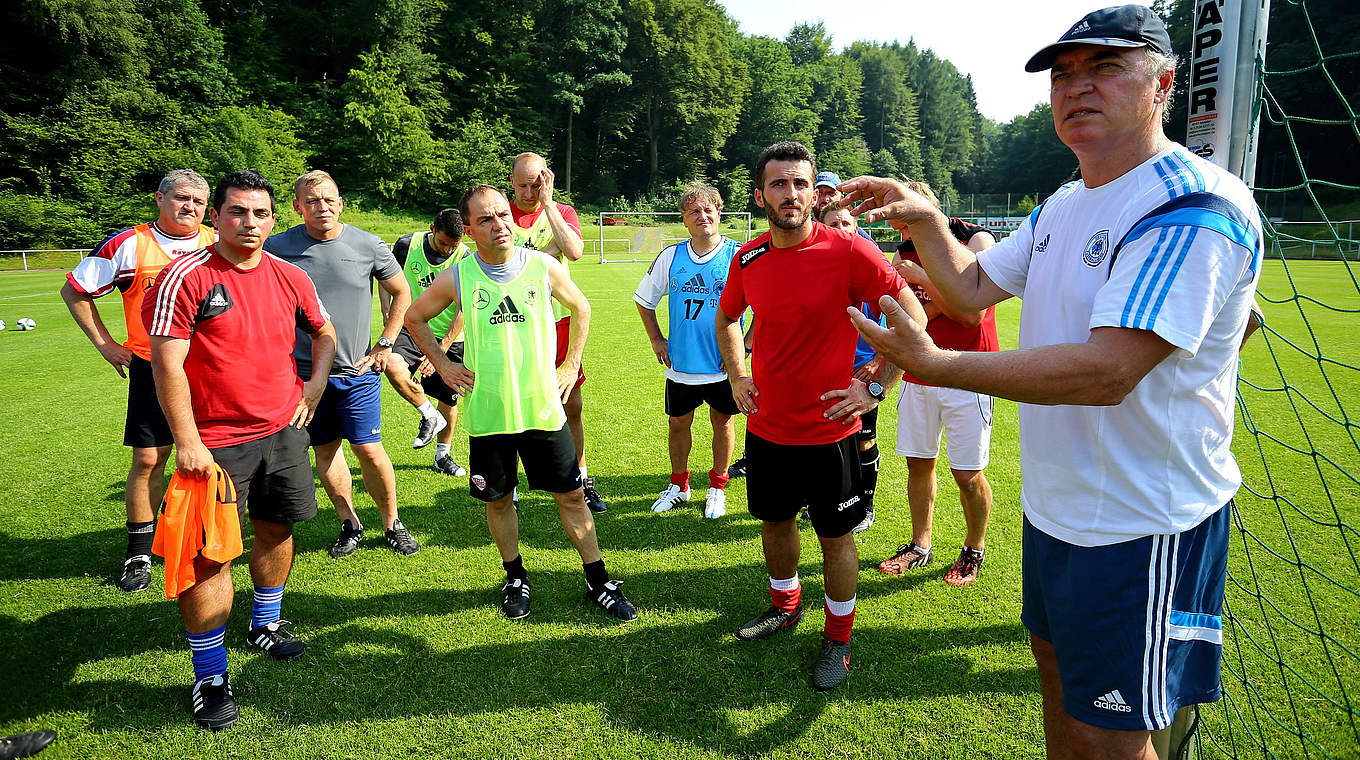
[1069,20,1091,35]
[1094,689,1133,713]
[488,295,526,325]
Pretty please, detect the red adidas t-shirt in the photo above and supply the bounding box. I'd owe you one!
[897,218,1000,386]
[719,223,906,446]
[143,246,330,448]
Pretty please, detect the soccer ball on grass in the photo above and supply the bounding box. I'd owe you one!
[14,318,36,331]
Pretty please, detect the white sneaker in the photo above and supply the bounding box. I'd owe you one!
[650,484,691,512]
[703,487,726,519]
[852,506,875,534]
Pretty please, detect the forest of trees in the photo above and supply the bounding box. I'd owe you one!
[1,0,1354,247]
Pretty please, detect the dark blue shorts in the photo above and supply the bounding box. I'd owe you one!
[1022,504,1230,731]
[307,372,384,446]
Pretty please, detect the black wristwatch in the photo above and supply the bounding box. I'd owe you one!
[376,337,393,349]
[866,381,885,402]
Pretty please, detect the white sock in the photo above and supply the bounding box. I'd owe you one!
[769,574,799,591]
[824,594,857,617]
[435,443,451,458]
[512,487,519,501]
[578,465,588,481]
[417,400,437,419]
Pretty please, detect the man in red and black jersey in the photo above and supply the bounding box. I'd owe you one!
[715,141,927,690]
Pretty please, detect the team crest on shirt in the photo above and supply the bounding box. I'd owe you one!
[1082,230,1111,268]
[525,283,541,306]
[712,277,725,294]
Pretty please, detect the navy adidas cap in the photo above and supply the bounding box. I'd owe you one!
[815,172,842,189]
[1024,4,1172,73]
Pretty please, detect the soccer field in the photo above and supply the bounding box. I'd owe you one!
[0,260,1353,759]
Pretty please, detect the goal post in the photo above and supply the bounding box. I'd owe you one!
[591,211,754,264]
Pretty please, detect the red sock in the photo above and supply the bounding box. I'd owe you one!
[769,579,801,613]
[823,598,856,644]
[671,470,690,491]
[708,468,730,490]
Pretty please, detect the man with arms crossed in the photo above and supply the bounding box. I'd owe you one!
[509,152,607,513]
[717,141,924,691]
[843,6,1263,757]
[405,185,636,622]
[62,169,216,592]
[634,182,743,519]
[269,170,419,558]
[146,170,336,730]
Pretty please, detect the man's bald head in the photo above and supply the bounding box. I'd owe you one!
[510,152,550,212]
[513,152,546,176]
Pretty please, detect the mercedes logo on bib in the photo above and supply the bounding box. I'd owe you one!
[1083,230,1111,268]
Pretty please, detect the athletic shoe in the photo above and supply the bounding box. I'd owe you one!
[944,546,985,587]
[810,638,852,691]
[703,488,726,519]
[413,413,447,449]
[0,729,57,757]
[384,519,420,556]
[851,506,875,535]
[117,555,151,592]
[650,484,690,513]
[329,519,363,559]
[501,577,530,620]
[582,477,608,513]
[587,579,637,621]
[878,542,933,575]
[246,619,306,661]
[736,604,804,641]
[190,674,238,732]
[727,456,748,478]
[432,454,467,477]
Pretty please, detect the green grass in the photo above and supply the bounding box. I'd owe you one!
[0,258,1354,759]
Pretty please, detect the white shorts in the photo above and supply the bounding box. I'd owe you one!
[895,383,993,471]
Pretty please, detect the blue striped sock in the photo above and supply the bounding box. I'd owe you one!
[187,625,227,682]
[250,584,285,629]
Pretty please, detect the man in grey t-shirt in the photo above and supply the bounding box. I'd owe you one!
[268,170,418,558]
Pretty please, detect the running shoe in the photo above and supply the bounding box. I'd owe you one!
[329,519,363,559]
[246,619,306,661]
[650,484,690,513]
[736,604,804,641]
[413,413,447,449]
[878,542,933,575]
[432,454,467,477]
[0,729,57,757]
[587,579,637,620]
[851,506,875,535]
[501,577,530,620]
[703,487,727,519]
[582,477,608,513]
[811,638,852,691]
[385,519,420,556]
[118,555,152,592]
[944,546,985,587]
[191,674,238,732]
[727,456,748,478]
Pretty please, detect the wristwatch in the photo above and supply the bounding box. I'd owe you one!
[866,381,885,402]
[376,337,393,349]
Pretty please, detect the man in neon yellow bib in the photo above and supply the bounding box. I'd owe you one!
[405,185,637,621]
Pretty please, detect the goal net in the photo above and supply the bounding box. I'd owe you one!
[590,212,755,264]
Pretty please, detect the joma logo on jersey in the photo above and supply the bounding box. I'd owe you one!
[488,296,525,325]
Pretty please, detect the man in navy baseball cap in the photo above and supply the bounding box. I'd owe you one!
[1025,4,1172,72]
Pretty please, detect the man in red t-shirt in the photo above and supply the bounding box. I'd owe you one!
[145,170,336,732]
[716,141,925,691]
[508,152,609,513]
[875,180,1000,589]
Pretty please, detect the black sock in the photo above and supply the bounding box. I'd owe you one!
[126,520,155,559]
[583,559,609,590]
[503,554,527,581]
[859,444,880,509]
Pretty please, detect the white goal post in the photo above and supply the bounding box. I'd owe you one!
[591,211,755,264]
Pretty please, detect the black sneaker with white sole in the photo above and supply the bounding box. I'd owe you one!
[587,579,637,620]
[501,577,530,619]
[191,674,238,731]
[727,456,748,478]
[413,413,447,449]
[118,555,152,592]
[432,454,467,477]
[385,519,420,555]
[246,619,306,660]
[582,477,608,513]
[329,519,363,559]
[736,604,804,641]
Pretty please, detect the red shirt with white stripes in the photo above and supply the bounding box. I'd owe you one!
[142,245,330,448]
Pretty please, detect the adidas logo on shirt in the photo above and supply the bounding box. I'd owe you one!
[1094,690,1133,713]
[680,272,710,295]
[1034,234,1050,253]
[209,291,229,308]
[488,295,526,325]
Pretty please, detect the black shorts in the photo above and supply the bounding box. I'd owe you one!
[857,406,879,442]
[745,431,864,538]
[210,425,318,524]
[468,425,581,502]
[124,355,174,448]
[665,378,740,417]
[392,329,462,407]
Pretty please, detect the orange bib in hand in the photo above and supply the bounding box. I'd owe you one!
[152,464,243,600]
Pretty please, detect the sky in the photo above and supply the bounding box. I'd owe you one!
[719,0,1155,123]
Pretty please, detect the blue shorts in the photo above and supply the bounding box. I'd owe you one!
[307,372,384,446]
[1022,504,1229,731]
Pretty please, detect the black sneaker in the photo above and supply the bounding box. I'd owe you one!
[501,577,530,619]
[587,579,637,621]
[727,456,748,478]
[432,454,467,477]
[385,519,420,555]
[117,555,151,592]
[413,413,447,449]
[811,638,852,691]
[246,619,306,661]
[736,604,804,641]
[582,477,608,513]
[0,729,57,757]
[329,519,363,559]
[191,674,238,731]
